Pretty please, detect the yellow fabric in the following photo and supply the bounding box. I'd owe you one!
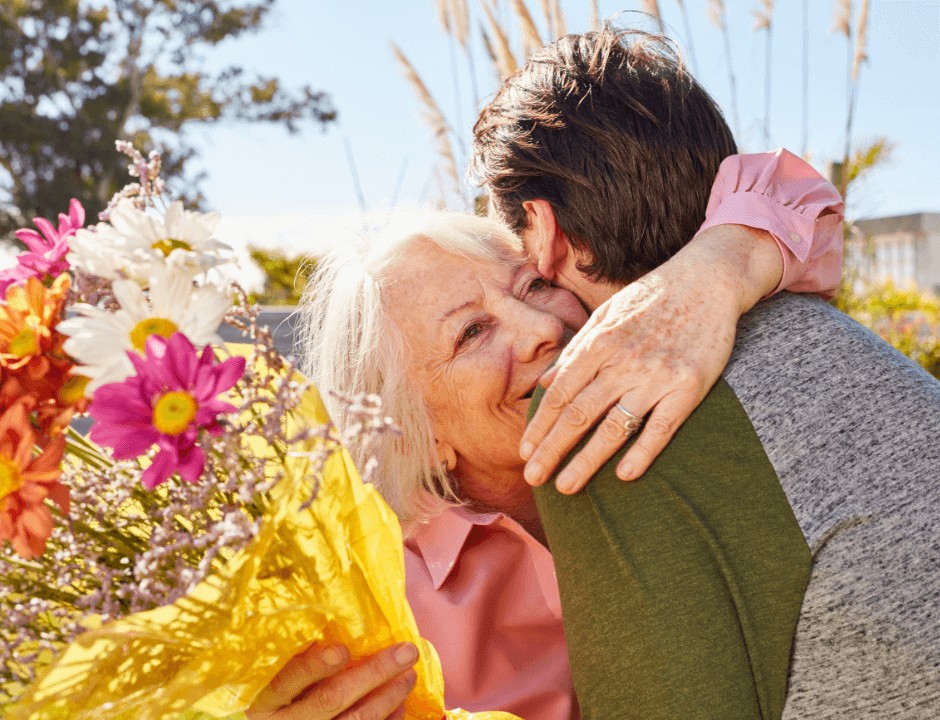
[9,348,518,720]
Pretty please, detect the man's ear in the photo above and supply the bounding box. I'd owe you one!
[522,199,569,280]
[434,438,458,473]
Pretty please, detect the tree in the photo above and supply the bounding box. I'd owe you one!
[0,0,336,236]
[248,246,314,306]
[834,280,940,380]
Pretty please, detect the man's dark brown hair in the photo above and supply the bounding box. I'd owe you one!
[471,25,737,284]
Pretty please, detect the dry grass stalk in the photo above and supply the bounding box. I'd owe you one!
[478,23,506,87]
[590,0,600,31]
[708,0,740,136]
[449,0,470,48]
[754,0,774,31]
[510,0,543,58]
[673,0,699,72]
[708,0,725,29]
[539,0,554,38]
[479,23,498,64]
[480,0,519,79]
[852,0,870,82]
[436,0,451,34]
[551,0,566,38]
[755,0,775,146]
[833,0,851,38]
[390,42,462,196]
[641,0,666,34]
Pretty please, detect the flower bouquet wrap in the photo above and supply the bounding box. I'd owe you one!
[0,143,519,720]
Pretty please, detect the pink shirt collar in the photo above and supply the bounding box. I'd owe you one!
[408,505,563,617]
[408,505,508,589]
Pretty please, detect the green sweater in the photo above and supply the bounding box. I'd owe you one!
[530,379,809,720]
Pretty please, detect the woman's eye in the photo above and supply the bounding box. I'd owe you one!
[526,277,550,294]
[456,322,484,349]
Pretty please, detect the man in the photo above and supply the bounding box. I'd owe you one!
[472,25,940,719]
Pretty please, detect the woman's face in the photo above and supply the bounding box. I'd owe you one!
[383,239,588,513]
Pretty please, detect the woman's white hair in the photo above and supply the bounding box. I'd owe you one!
[296,210,525,526]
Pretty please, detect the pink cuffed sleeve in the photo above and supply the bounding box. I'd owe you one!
[696,148,845,299]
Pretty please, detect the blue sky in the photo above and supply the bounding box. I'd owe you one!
[194,0,939,256]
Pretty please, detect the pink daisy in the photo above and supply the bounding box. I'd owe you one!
[88,332,245,490]
[0,199,85,295]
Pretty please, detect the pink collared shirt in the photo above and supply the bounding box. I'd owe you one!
[404,150,844,720]
[405,507,574,720]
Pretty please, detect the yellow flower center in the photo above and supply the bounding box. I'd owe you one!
[129,317,179,352]
[152,238,193,257]
[152,391,198,435]
[0,456,22,502]
[59,375,91,405]
[8,328,39,358]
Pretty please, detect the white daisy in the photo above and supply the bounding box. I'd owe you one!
[67,200,233,282]
[58,266,233,394]
[67,222,138,280]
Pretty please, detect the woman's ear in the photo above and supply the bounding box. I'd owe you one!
[434,438,458,473]
[521,199,568,280]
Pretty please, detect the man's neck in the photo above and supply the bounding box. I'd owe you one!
[578,277,623,313]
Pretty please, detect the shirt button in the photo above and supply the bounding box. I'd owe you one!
[788,231,802,244]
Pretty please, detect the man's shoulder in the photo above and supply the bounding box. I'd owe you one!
[723,290,940,492]
[728,291,939,400]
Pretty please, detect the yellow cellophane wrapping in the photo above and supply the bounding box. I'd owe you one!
[8,351,520,720]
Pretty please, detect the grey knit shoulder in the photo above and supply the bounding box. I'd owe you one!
[724,292,940,718]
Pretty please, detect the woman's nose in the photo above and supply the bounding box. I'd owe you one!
[510,300,564,363]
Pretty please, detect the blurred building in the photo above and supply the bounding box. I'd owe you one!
[849,213,940,294]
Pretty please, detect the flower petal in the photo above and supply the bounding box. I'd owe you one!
[68,198,85,229]
[31,217,58,246]
[141,449,176,490]
[176,443,206,483]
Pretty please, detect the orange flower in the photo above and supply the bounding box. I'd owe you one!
[0,273,72,378]
[0,399,68,558]
[0,273,83,439]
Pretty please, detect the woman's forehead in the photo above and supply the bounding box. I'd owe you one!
[383,243,525,323]
[392,237,523,278]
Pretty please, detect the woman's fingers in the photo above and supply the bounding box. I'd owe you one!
[277,643,419,720]
[247,642,419,720]
[249,644,351,715]
[615,391,701,481]
[335,669,417,720]
[523,374,649,487]
[550,397,648,494]
[550,383,706,492]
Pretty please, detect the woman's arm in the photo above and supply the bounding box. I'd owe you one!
[521,149,844,493]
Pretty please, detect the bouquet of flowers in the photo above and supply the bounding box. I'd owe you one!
[0,143,518,720]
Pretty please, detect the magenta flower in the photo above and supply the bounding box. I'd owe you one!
[88,332,246,490]
[0,199,85,295]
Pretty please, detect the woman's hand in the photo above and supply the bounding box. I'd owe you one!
[521,225,783,493]
[246,642,420,720]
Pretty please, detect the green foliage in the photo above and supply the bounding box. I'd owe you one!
[831,137,895,202]
[834,280,940,379]
[248,246,313,306]
[0,0,337,236]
